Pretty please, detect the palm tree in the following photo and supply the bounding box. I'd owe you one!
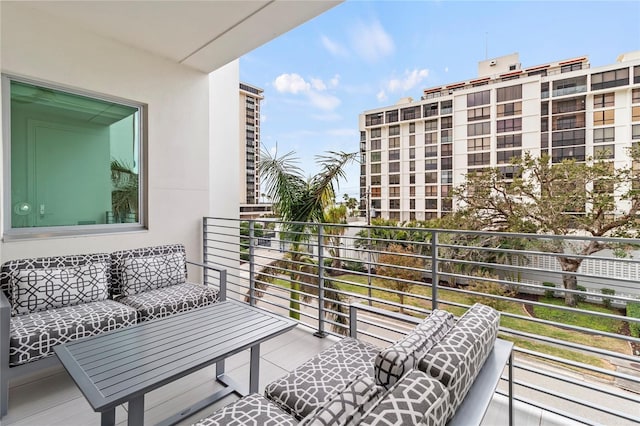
[260,149,357,321]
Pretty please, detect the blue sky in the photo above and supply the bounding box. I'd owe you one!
[240,0,640,200]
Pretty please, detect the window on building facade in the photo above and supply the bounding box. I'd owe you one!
[468,137,490,151]
[389,125,400,136]
[497,134,522,149]
[593,127,615,143]
[425,119,438,131]
[499,166,521,180]
[593,110,614,126]
[371,164,381,173]
[409,186,416,196]
[389,199,400,209]
[401,106,420,121]
[425,146,438,157]
[468,121,491,136]
[552,113,585,130]
[371,187,381,197]
[497,118,522,133]
[409,135,415,146]
[371,199,381,210]
[468,152,490,166]
[635,66,640,84]
[594,145,615,160]
[541,82,550,99]
[424,103,439,117]
[425,186,438,196]
[552,97,585,114]
[593,93,615,108]
[386,109,399,123]
[5,78,144,233]
[441,129,452,143]
[633,124,640,140]
[442,171,453,184]
[441,144,453,156]
[632,106,640,122]
[468,106,491,121]
[441,157,453,170]
[633,88,640,104]
[366,113,383,126]
[425,132,437,144]
[441,116,453,129]
[370,128,382,138]
[409,122,415,133]
[552,129,585,147]
[497,84,522,102]
[389,187,400,197]
[371,152,382,162]
[425,172,438,184]
[389,137,400,148]
[409,160,415,172]
[409,148,416,159]
[541,102,549,116]
[541,132,549,149]
[409,174,416,184]
[371,139,382,150]
[425,159,437,170]
[389,212,401,220]
[389,162,400,173]
[441,185,452,197]
[389,149,400,161]
[497,102,522,117]
[552,146,586,162]
[467,90,490,107]
[591,68,629,90]
[371,175,381,185]
[441,100,453,114]
[497,150,521,164]
[389,174,400,185]
[552,76,587,97]
[425,199,438,210]
[561,62,583,73]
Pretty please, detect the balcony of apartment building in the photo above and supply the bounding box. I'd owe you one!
[4,218,638,425]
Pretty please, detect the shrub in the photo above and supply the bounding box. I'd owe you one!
[468,272,516,311]
[343,260,367,273]
[240,249,249,262]
[628,302,640,338]
[601,288,615,308]
[542,282,556,299]
[323,258,333,268]
[576,285,587,302]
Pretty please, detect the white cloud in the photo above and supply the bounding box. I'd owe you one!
[383,68,430,97]
[308,91,341,111]
[272,73,341,112]
[321,35,349,57]
[445,67,449,73]
[377,90,387,102]
[260,114,267,123]
[310,78,326,91]
[329,74,340,88]
[274,73,310,94]
[350,20,394,62]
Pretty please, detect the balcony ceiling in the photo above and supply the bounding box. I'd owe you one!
[19,1,342,73]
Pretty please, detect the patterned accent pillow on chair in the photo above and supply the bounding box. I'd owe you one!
[10,262,109,316]
[374,309,455,390]
[359,369,449,426]
[120,253,186,296]
[417,303,500,422]
[299,375,382,426]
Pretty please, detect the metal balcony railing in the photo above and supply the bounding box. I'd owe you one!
[202,217,640,425]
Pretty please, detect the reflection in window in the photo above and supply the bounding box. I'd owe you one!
[8,79,142,230]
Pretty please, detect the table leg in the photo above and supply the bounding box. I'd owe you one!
[216,359,225,378]
[249,344,261,393]
[128,396,144,426]
[508,351,513,426]
[101,408,116,426]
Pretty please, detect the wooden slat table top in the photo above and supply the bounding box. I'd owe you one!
[54,300,297,412]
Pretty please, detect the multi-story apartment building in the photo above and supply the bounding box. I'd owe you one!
[359,51,640,222]
[239,82,271,218]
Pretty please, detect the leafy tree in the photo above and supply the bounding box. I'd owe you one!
[454,151,640,306]
[260,149,357,320]
[377,244,423,313]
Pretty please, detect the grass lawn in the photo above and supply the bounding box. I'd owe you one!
[268,272,629,374]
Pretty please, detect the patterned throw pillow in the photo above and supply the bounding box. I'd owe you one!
[10,262,109,316]
[299,375,382,426]
[120,253,186,296]
[374,309,455,390]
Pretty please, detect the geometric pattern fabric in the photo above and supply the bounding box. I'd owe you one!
[8,300,137,366]
[374,309,455,390]
[359,369,449,426]
[299,375,382,426]
[264,337,381,420]
[120,253,186,296]
[417,303,500,422]
[110,244,187,297]
[10,262,109,316]
[192,393,297,426]
[115,282,219,322]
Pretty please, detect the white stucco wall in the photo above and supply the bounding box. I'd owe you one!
[0,3,212,263]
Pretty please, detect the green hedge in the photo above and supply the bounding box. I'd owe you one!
[628,302,640,338]
[601,288,615,308]
[542,282,556,299]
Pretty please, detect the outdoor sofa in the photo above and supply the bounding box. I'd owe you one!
[195,302,509,426]
[0,243,226,418]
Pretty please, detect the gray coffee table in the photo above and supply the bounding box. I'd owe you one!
[54,300,297,426]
